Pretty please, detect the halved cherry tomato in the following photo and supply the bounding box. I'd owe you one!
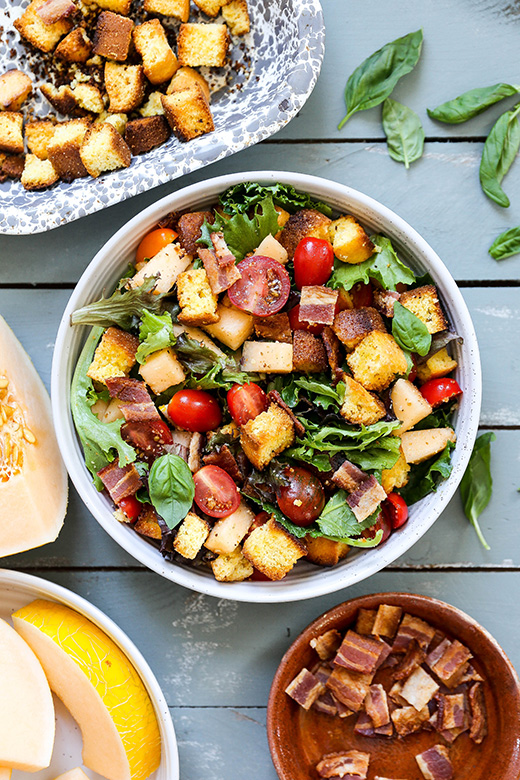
[119,495,141,523]
[382,492,409,530]
[277,466,326,527]
[363,512,392,543]
[420,377,462,408]
[136,228,177,265]
[227,383,268,426]
[150,419,173,445]
[228,255,291,316]
[250,567,274,581]
[350,281,373,308]
[193,465,240,518]
[293,237,334,289]
[288,304,324,335]
[167,389,222,432]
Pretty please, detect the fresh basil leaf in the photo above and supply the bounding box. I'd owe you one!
[136,311,175,364]
[382,98,424,168]
[428,83,520,124]
[71,277,166,330]
[317,491,381,538]
[479,104,520,208]
[329,235,415,292]
[338,29,423,129]
[219,182,333,217]
[399,440,455,505]
[148,453,195,530]
[198,196,280,262]
[488,226,520,260]
[459,432,495,550]
[294,377,345,410]
[392,301,432,356]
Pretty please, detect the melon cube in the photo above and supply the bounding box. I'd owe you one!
[241,341,293,373]
[204,302,254,350]
[205,501,255,554]
[139,347,185,393]
[391,378,432,434]
[400,428,456,464]
[128,242,191,294]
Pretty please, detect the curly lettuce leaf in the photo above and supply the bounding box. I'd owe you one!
[136,311,176,364]
[198,196,280,262]
[218,182,333,217]
[294,376,346,410]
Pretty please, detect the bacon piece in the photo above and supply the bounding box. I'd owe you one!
[267,390,305,437]
[326,666,373,712]
[285,668,324,710]
[426,637,450,669]
[355,608,377,635]
[334,695,354,718]
[121,421,165,464]
[321,326,343,377]
[300,285,339,326]
[457,663,484,685]
[469,682,487,744]
[199,246,241,294]
[373,289,400,318]
[392,639,426,681]
[393,613,436,653]
[310,629,343,661]
[188,431,204,472]
[313,689,338,717]
[105,377,160,422]
[375,777,409,780]
[375,641,392,669]
[388,680,408,707]
[167,429,192,462]
[211,231,236,266]
[332,460,367,492]
[354,711,392,738]
[415,745,453,780]
[429,639,472,688]
[316,750,370,779]
[391,705,430,736]
[97,461,142,504]
[254,312,292,343]
[365,684,390,727]
[372,604,402,640]
[37,0,76,22]
[334,630,387,674]
[346,476,386,522]
[203,444,244,483]
[436,693,467,731]
[400,666,439,712]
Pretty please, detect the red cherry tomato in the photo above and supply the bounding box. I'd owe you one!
[193,465,241,518]
[250,567,275,581]
[228,255,291,316]
[227,383,268,426]
[136,228,177,265]
[150,419,173,445]
[350,282,373,308]
[382,492,409,530]
[293,237,334,289]
[119,495,141,523]
[288,304,324,335]
[420,377,462,408]
[363,512,392,543]
[167,389,222,432]
[277,466,326,527]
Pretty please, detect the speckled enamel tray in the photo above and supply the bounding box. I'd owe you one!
[0,0,324,235]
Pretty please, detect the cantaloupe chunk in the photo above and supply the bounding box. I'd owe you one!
[139,347,185,394]
[54,770,89,780]
[127,242,191,294]
[204,302,254,350]
[391,378,432,434]
[400,428,456,464]
[255,235,288,264]
[204,500,255,554]
[0,316,67,556]
[241,340,293,373]
[0,617,55,772]
[0,770,11,779]
[12,600,161,780]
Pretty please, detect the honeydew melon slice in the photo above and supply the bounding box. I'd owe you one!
[12,599,161,780]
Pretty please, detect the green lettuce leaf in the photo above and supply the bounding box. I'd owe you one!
[329,235,416,291]
[316,491,381,538]
[399,440,455,504]
[294,376,345,410]
[71,277,167,330]
[198,196,280,262]
[136,311,176,364]
[218,182,333,217]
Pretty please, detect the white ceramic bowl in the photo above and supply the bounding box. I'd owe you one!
[52,171,482,604]
[0,568,178,779]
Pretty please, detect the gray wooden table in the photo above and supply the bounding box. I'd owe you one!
[1,1,520,776]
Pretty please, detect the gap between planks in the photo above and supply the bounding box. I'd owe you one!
[263,137,489,145]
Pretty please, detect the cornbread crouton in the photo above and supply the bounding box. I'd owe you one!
[161,86,214,141]
[128,242,192,293]
[139,91,165,117]
[399,285,448,334]
[173,511,210,559]
[0,152,24,181]
[93,11,133,61]
[205,303,254,350]
[391,378,432,434]
[340,375,386,426]
[95,111,127,134]
[242,517,306,580]
[177,210,213,254]
[193,0,224,16]
[416,347,458,384]
[177,268,219,325]
[292,330,327,373]
[211,548,254,582]
[222,0,250,35]
[321,326,343,373]
[333,307,386,351]
[105,62,145,113]
[14,0,72,52]
[54,27,92,62]
[80,122,131,177]
[253,312,292,343]
[143,0,189,21]
[278,208,333,260]
[25,120,56,159]
[177,23,230,68]
[328,215,375,264]
[400,428,456,465]
[0,70,32,111]
[0,112,24,154]
[240,403,294,469]
[305,536,349,567]
[139,347,185,393]
[134,506,162,539]
[91,0,131,15]
[124,115,170,154]
[47,118,90,180]
[347,331,408,392]
[133,19,178,85]
[20,153,59,190]
[241,340,293,373]
[205,501,255,554]
[40,82,80,115]
[87,326,139,384]
[167,66,210,101]
[74,83,105,113]
[381,449,410,493]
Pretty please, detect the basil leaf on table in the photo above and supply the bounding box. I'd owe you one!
[338,29,423,129]
[392,301,432,356]
[428,83,520,124]
[479,104,520,208]
[329,234,416,291]
[149,453,195,530]
[459,432,495,551]
[488,226,520,259]
[382,98,425,168]
[71,277,166,330]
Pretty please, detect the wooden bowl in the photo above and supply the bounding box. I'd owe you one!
[267,592,520,780]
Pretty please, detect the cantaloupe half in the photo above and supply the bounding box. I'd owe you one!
[0,316,67,555]
[0,617,55,772]
[0,770,11,779]
[54,769,89,780]
[12,600,161,780]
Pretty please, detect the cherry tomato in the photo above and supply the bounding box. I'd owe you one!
[293,237,334,289]
[350,282,373,308]
[136,228,177,265]
[119,495,141,523]
[382,492,409,530]
[167,389,222,432]
[193,465,240,518]
[250,567,275,581]
[228,255,291,316]
[227,383,268,426]
[277,466,326,527]
[150,419,173,445]
[363,512,392,543]
[420,377,462,408]
[288,304,324,335]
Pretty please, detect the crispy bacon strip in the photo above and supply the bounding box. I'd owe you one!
[354,711,393,738]
[365,684,390,727]
[391,705,430,737]
[321,326,343,378]
[300,285,339,326]
[469,682,488,744]
[332,460,367,492]
[254,312,292,344]
[167,429,192,462]
[36,0,76,22]
[267,390,305,437]
[97,461,142,504]
[429,639,472,688]
[392,639,426,680]
[326,666,373,712]
[310,629,343,661]
[188,431,204,472]
[415,745,453,780]
[285,668,324,710]
[316,750,370,779]
[313,690,338,717]
[393,613,436,653]
[199,246,241,294]
[375,641,392,669]
[373,289,400,318]
[372,604,403,640]
[203,444,244,483]
[105,377,160,422]
[346,475,387,522]
[355,608,377,636]
[436,693,467,731]
[210,231,236,266]
[334,630,386,674]
[400,666,439,712]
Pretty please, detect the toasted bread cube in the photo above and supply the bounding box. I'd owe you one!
[105,62,145,113]
[143,0,189,21]
[401,428,456,465]
[205,303,254,350]
[73,83,105,113]
[174,511,210,559]
[241,340,293,373]
[134,506,162,539]
[87,326,139,384]
[177,210,213,254]
[133,19,178,85]
[14,0,72,52]
[47,118,90,180]
[177,23,229,67]
[240,404,294,469]
[416,347,458,384]
[161,86,214,141]
[128,242,192,293]
[242,517,306,580]
[40,82,80,115]
[55,27,92,62]
[177,268,219,325]
[95,110,128,134]
[205,501,255,554]
[193,0,223,16]
[292,330,327,373]
[391,378,432,434]
[381,448,410,493]
[328,215,375,264]
[211,548,254,582]
[80,122,131,177]
[91,0,131,14]
[0,112,23,154]
[305,535,349,567]
[25,120,55,160]
[124,115,170,154]
[0,152,24,181]
[340,375,386,426]
[333,307,386,351]
[167,66,210,101]
[255,234,288,264]
[347,332,408,392]
[0,69,32,111]
[93,11,133,61]
[139,347,185,393]
[279,209,332,260]
[222,0,250,35]
[20,153,59,190]
[399,285,448,334]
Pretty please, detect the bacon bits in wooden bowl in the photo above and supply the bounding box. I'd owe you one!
[267,593,520,780]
